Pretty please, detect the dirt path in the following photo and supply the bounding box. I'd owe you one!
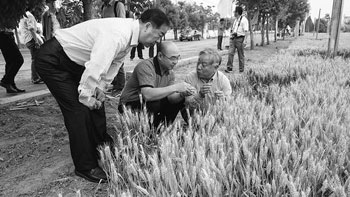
[0,38,293,196]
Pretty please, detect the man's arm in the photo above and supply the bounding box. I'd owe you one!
[141,84,180,101]
[141,82,193,102]
[79,33,125,107]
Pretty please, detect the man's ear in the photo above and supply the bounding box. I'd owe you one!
[145,22,152,31]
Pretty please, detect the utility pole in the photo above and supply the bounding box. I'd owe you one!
[316,9,321,39]
[327,0,344,58]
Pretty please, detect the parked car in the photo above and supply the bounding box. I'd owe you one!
[179,30,201,41]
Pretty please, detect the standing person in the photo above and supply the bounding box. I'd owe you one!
[130,43,144,60]
[101,0,126,18]
[130,12,144,60]
[0,27,26,93]
[101,0,127,96]
[41,0,60,41]
[19,10,44,84]
[225,6,248,73]
[35,9,170,183]
[217,18,225,50]
[118,41,195,128]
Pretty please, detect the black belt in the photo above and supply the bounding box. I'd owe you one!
[230,36,245,40]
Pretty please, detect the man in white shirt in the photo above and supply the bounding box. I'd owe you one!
[35,8,170,183]
[19,10,44,84]
[225,6,249,73]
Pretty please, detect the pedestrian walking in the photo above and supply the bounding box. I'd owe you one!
[0,27,26,93]
[225,6,248,73]
[19,10,44,84]
[217,18,225,50]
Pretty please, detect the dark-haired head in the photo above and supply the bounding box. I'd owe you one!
[234,6,243,16]
[138,8,170,47]
[140,8,170,28]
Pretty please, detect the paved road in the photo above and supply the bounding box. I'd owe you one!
[0,38,222,100]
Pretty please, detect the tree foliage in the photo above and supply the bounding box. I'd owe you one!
[0,0,45,29]
[305,16,314,32]
[57,0,84,28]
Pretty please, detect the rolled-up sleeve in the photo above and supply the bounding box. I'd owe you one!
[78,33,126,97]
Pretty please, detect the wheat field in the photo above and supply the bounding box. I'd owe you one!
[100,34,350,197]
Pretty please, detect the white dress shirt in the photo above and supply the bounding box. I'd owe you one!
[232,15,249,36]
[55,18,139,99]
[18,11,40,44]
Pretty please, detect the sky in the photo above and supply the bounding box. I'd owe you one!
[179,0,350,21]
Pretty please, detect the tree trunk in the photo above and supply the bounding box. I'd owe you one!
[260,14,265,46]
[247,11,254,50]
[82,0,92,21]
[266,14,269,45]
[274,16,278,42]
[174,28,178,40]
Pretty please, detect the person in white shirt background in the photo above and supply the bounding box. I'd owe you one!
[34,8,170,183]
[225,6,249,73]
[19,9,44,84]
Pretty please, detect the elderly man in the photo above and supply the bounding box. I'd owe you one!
[35,9,170,183]
[119,41,195,128]
[184,48,232,113]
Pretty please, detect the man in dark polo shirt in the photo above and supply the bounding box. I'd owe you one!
[119,41,195,128]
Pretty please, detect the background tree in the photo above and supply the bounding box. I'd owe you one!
[283,0,309,29]
[315,17,328,33]
[57,0,84,28]
[305,16,314,32]
[0,0,45,29]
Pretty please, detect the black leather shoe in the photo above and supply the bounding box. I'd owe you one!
[224,68,232,73]
[11,84,25,93]
[75,167,107,183]
[0,81,19,93]
[32,79,44,84]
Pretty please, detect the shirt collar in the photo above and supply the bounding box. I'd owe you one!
[199,71,217,83]
[130,20,139,47]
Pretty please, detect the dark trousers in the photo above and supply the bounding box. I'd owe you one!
[35,38,113,171]
[26,39,41,82]
[217,35,223,50]
[0,32,24,85]
[111,64,125,92]
[130,43,143,59]
[119,98,184,128]
[149,45,154,58]
[227,36,245,72]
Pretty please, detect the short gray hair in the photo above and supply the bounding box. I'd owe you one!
[198,48,222,67]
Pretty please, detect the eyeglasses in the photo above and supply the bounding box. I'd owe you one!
[197,61,219,69]
[162,53,181,61]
